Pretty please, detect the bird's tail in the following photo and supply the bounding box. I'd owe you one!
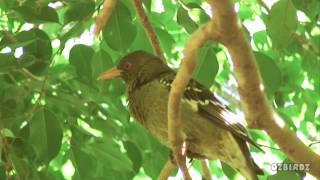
[238,160,264,180]
[236,139,264,180]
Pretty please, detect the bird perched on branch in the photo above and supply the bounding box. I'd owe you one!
[98,51,264,180]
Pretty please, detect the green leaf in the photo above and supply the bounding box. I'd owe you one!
[16,28,52,75]
[282,158,307,177]
[177,6,198,33]
[142,0,152,11]
[0,53,18,73]
[266,0,298,49]
[267,171,301,180]
[292,0,320,21]
[6,137,34,161]
[253,30,272,53]
[102,2,137,52]
[91,49,114,92]
[103,96,130,122]
[91,50,113,78]
[0,32,37,50]
[8,152,30,179]
[254,52,282,94]
[64,1,95,24]
[154,28,175,57]
[58,22,87,51]
[85,140,133,172]
[192,47,219,88]
[302,90,318,122]
[186,3,210,24]
[301,50,320,80]
[125,122,151,151]
[0,0,18,10]
[0,165,5,180]
[28,108,63,164]
[15,5,59,23]
[238,4,253,20]
[69,44,95,83]
[129,25,153,53]
[221,162,237,180]
[142,142,168,180]
[280,58,304,86]
[70,147,97,180]
[16,28,52,60]
[87,117,121,138]
[123,141,143,174]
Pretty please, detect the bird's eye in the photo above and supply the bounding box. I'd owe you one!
[123,62,132,70]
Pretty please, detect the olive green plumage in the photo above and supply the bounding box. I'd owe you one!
[114,51,264,179]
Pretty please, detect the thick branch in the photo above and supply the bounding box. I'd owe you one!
[132,0,165,61]
[95,0,117,36]
[208,0,320,178]
[167,0,320,178]
[168,22,214,180]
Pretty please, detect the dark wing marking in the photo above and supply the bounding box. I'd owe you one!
[159,72,263,152]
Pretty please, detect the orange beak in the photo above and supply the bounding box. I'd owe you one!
[97,67,123,80]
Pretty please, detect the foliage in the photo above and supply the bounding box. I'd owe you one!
[0,0,319,179]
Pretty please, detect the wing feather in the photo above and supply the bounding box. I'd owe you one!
[159,72,263,152]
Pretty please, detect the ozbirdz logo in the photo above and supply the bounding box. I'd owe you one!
[270,163,310,171]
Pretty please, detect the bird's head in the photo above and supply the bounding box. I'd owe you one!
[98,51,170,87]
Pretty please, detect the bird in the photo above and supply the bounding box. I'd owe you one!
[98,50,264,180]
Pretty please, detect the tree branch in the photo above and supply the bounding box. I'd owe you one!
[167,0,320,178]
[158,160,175,180]
[207,0,320,178]
[95,0,117,36]
[168,22,216,180]
[131,0,165,61]
[200,160,211,180]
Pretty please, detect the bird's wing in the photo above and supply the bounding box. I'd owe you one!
[159,72,263,151]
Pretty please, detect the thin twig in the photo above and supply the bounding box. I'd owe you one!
[200,160,211,180]
[256,0,270,13]
[258,144,281,151]
[26,76,48,120]
[20,68,44,81]
[309,141,320,147]
[0,115,12,180]
[6,73,17,84]
[292,32,320,56]
[95,0,117,36]
[132,0,165,61]
[158,160,176,180]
